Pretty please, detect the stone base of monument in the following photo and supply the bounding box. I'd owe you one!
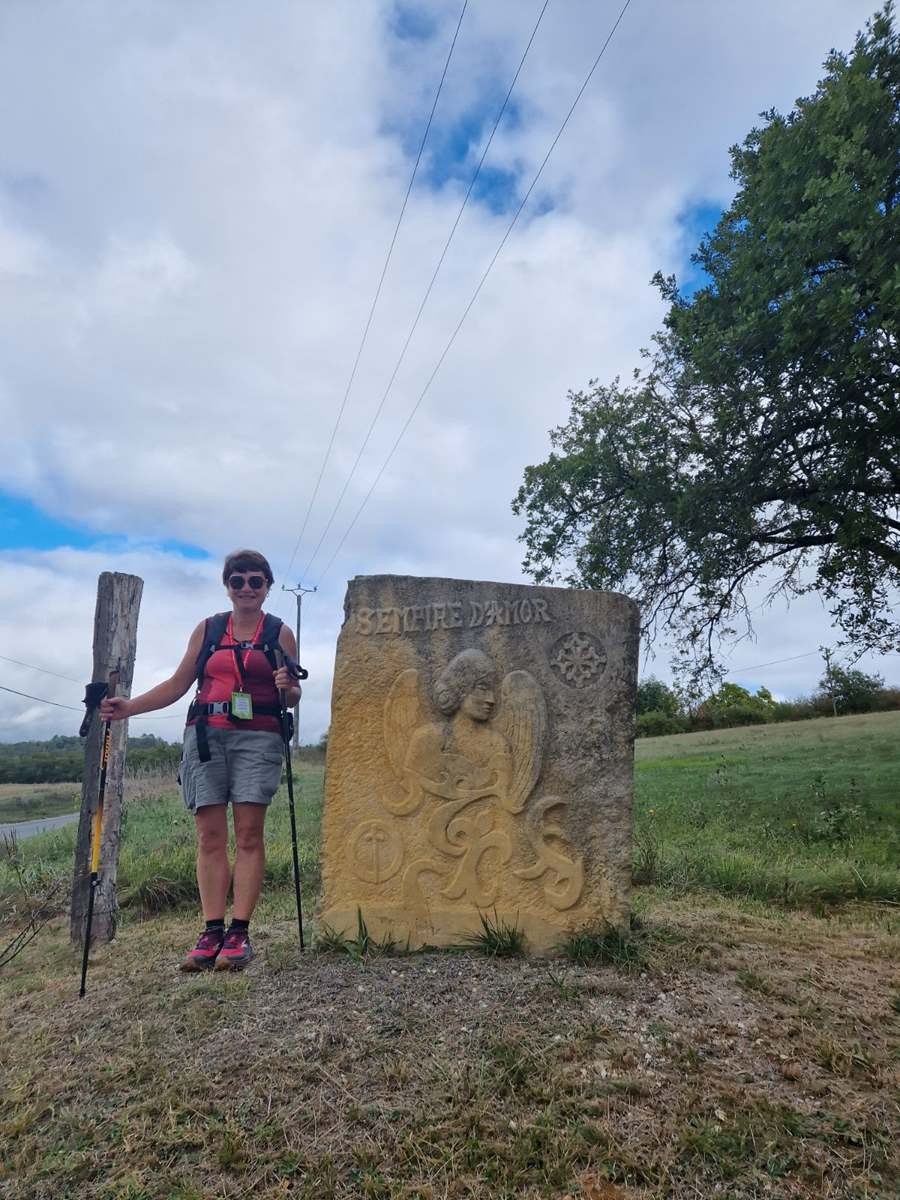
[319,575,639,956]
[318,897,631,956]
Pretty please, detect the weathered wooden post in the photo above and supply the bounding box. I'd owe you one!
[70,572,143,946]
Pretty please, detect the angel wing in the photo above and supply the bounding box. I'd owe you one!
[497,670,547,813]
[383,669,421,777]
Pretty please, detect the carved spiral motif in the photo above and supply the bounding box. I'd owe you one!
[548,631,607,689]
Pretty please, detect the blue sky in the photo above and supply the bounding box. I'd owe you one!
[0,492,207,559]
[421,97,524,214]
[675,199,723,297]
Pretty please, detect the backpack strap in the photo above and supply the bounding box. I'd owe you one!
[194,612,231,690]
[190,613,230,762]
[256,613,284,672]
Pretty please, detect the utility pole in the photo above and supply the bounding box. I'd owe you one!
[282,583,316,749]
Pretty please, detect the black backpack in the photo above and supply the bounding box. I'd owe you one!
[194,611,285,687]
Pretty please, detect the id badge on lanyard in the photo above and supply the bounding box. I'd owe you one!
[230,618,260,720]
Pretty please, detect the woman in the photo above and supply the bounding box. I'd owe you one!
[100,549,300,971]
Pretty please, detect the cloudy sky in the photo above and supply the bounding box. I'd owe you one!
[0,0,894,743]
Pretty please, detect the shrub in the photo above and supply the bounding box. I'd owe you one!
[715,702,769,728]
[636,709,686,738]
[771,699,818,722]
[697,683,776,730]
[874,686,900,712]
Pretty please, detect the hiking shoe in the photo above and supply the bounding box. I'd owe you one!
[214,928,254,971]
[180,928,225,972]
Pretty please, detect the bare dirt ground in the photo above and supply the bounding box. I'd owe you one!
[1,892,897,1199]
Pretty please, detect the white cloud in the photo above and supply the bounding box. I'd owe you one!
[0,0,891,743]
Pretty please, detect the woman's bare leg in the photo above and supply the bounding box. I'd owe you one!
[194,805,230,920]
[232,803,267,920]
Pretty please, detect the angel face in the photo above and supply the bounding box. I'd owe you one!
[460,674,496,722]
[434,649,497,717]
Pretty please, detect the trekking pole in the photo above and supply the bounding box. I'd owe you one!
[274,648,308,950]
[77,661,120,998]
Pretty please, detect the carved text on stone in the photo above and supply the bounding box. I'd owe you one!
[355,597,553,636]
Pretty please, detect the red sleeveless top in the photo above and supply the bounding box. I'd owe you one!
[193,613,281,733]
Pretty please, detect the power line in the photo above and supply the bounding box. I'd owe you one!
[284,0,470,580]
[0,653,82,684]
[724,650,821,675]
[313,0,634,587]
[300,0,551,581]
[0,684,81,711]
[0,682,184,720]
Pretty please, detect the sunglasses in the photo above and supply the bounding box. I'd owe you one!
[228,574,267,591]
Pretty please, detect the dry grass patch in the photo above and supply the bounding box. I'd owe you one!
[0,896,897,1199]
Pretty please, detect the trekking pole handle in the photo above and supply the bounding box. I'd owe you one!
[79,661,120,736]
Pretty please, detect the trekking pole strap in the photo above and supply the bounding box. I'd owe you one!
[273,649,309,690]
[282,651,308,682]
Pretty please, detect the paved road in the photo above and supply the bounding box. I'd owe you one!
[0,812,80,841]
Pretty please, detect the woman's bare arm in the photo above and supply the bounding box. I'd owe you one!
[100,622,206,720]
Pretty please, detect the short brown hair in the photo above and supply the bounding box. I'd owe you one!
[222,549,274,587]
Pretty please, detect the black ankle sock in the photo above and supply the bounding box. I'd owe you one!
[228,918,250,933]
[205,918,225,934]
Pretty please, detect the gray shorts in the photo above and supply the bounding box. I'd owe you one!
[180,725,284,813]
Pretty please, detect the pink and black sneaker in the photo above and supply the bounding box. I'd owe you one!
[214,927,254,971]
[180,927,225,972]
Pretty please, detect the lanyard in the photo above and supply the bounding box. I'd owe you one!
[225,613,264,692]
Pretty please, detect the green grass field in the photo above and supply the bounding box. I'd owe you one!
[0,765,325,925]
[1,711,898,920]
[633,710,900,906]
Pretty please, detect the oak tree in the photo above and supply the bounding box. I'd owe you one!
[515,8,899,681]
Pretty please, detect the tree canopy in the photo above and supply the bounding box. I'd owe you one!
[514,7,899,683]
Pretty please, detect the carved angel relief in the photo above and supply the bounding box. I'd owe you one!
[377,648,584,912]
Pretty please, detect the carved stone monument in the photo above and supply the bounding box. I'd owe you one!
[319,576,639,953]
